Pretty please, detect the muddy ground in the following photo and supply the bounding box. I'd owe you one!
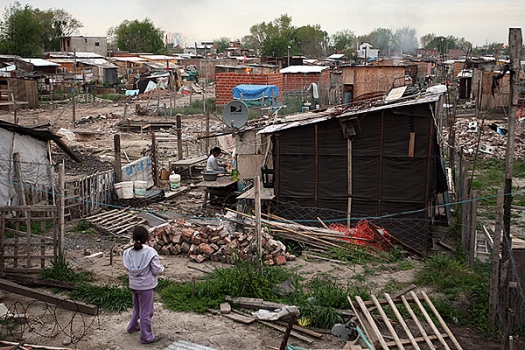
[0,94,505,349]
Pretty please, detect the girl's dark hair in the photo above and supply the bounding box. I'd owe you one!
[132,225,149,250]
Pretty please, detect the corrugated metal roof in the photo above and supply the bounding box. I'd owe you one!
[280,65,329,74]
[19,58,59,67]
[111,57,145,63]
[139,55,177,60]
[72,52,104,58]
[258,94,441,134]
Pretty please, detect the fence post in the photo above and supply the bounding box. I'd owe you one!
[58,162,65,254]
[468,190,477,268]
[489,188,504,327]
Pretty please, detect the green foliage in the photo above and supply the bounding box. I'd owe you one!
[0,2,82,55]
[73,219,91,233]
[169,98,216,116]
[39,254,94,284]
[214,37,231,54]
[415,254,492,334]
[108,18,165,53]
[0,2,43,56]
[70,282,132,312]
[6,220,53,235]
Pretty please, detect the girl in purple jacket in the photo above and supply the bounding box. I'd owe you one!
[123,225,164,344]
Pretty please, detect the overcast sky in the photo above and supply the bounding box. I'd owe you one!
[2,0,525,47]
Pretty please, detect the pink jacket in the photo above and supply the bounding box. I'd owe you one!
[123,245,164,290]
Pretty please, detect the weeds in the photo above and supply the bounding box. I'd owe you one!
[70,282,132,313]
[39,255,93,284]
[414,253,493,335]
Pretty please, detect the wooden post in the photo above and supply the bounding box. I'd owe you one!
[123,103,128,119]
[58,162,65,253]
[10,93,17,124]
[254,176,262,273]
[176,114,183,160]
[12,153,26,206]
[468,190,477,268]
[72,88,76,126]
[114,134,122,183]
[205,109,210,154]
[151,132,159,187]
[279,313,298,350]
[489,188,504,327]
[502,28,522,350]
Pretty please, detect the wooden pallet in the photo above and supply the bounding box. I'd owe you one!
[85,209,146,237]
[348,291,463,349]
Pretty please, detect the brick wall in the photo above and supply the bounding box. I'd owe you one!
[215,72,284,106]
[282,70,331,93]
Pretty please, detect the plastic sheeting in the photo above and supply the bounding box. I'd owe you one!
[232,84,279,107]
[0,129,54,206]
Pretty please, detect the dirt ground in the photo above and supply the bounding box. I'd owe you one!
[0,95,505,349]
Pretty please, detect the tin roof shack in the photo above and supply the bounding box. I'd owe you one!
[0,120,79,207]
[341,65,407,104]
[471,67,512,111]
[75,58,118,86]
[215,64,283,106]
[258,94,447,254]
[0,76,38,110]
[280,65,331,103]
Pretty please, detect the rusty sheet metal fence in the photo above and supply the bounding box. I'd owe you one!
[64,170,115,219]
[0,205,59,273]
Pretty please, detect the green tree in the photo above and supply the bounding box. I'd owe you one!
[394,27,418,54]
[37,8,82,51]
[331,29,356,52]
[295,24,328,58]
[108,18,164,53]
[420,33,436,49]
[214,37,230,54]
[246,14,296,57]
[369,28,396,56]
[0,2,43,56]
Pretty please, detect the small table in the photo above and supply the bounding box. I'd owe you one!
[170,155,208,178]
[194,176,238,209]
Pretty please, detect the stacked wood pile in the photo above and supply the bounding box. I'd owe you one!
[120,221,296,265]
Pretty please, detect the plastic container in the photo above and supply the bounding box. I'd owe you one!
[201,170,218,181]
[134,180,147,197]
[115,181,134,199]
[169,173,181,190]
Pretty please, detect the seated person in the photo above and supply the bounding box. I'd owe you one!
[205,147,225,173]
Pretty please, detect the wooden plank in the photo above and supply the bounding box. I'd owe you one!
[275,320,324,339]
[0,278,97,315]
[385,293,420,350]
[0,273,77,290]
[384,335,448,348]
[257,320,314,344]
[352,296,384,344]
[356,295,388,349]
[371,294,405,349]
[401,295,436,350]
[421,291,463,349]
[222,312,255,325]
[409,291,450,350]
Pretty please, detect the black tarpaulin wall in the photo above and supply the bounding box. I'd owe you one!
[273,101,446,254]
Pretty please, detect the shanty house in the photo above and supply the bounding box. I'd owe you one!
[257,93,447,254]
[0,120,79,207]
[341,65,407,103]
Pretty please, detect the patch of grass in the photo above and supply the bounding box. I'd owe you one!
[72,219,95,234]
[69,282,132,312]
[414,254,493,335]
[160,259,373,329]
[169,98,217,115]
[39,255,94,284]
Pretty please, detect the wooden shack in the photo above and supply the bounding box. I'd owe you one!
[341,65,407,103]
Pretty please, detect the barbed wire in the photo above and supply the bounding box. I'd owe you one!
[0,299,100,345]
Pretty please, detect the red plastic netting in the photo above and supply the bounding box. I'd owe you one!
[329,219,394,251]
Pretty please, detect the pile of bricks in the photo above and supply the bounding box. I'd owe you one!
[127,221,295,265]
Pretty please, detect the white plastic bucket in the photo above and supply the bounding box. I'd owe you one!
[169,173,181,190]
[115,181,134,199]
[134,180,147,197]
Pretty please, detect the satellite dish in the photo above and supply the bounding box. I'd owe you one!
[223,100,249,128]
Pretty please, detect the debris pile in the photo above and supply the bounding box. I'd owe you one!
[123,220,296,265]
[443,117,525,160]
